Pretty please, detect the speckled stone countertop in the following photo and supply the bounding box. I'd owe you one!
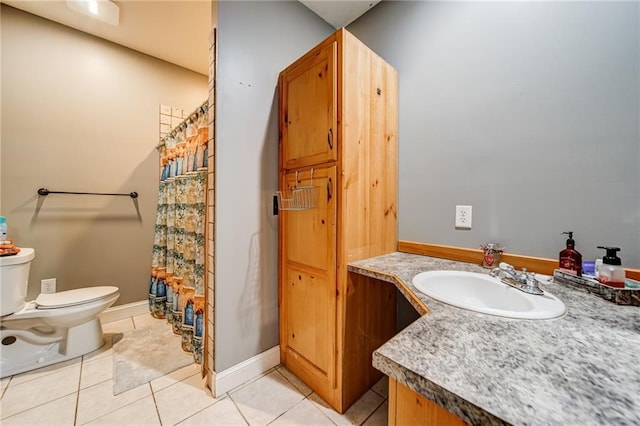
[348,252,640,426]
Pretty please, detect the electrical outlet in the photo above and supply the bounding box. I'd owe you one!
[41,278,56,294]
[455,205,472,229]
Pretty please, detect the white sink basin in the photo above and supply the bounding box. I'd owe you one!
[412,270,566,320]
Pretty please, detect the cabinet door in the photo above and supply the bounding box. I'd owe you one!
[280,42,337,170]
[280,166,337,393]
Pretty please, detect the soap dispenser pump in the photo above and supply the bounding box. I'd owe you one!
[559,231,582,276]
[596,246,625,288]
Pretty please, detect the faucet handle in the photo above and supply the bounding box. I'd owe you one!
[498,262,514,272]
[524,272,544,295]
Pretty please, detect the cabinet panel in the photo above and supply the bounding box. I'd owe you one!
[389,378,469,426]
[281,42,337,170]
[280,166,337,397]
[285,267,333,375]
[282,168,336,272]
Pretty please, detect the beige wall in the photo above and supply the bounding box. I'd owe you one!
[1,5,208,305]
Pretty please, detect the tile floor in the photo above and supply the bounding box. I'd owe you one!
[0,314,388,425]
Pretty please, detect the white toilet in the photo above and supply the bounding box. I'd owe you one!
[0,248,119,378]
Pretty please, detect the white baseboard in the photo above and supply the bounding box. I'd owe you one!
[213,345,280,396]
[100,300,149,324]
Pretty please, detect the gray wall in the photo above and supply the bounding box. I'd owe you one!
[1,5,208,304]
[215,1,332,371]
[348,1,640,268]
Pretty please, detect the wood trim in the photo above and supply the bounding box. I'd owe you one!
[388,377,469,426]
[398,240,640,281]
[388,375,397,426]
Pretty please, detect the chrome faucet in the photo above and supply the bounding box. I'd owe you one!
[490,262,544,295]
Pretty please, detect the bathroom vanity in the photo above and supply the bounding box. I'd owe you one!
[348,252,640,425]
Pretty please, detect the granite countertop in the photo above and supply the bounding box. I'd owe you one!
[348,252,640,426]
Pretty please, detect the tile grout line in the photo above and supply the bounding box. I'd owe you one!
[0,377,12,400]
[74,359,84,426]
[150,383,163,425]
[166,392,223,425]
[228,392,251,426]
[75,317,144,426]
[1,390,80,422]
[273,367,312,399]
[75,382,153,425]
[5,360,80,388]
[358,397,386,426]
[306,395,339,426]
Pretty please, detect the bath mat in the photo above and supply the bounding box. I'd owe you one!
[113,321,194,395]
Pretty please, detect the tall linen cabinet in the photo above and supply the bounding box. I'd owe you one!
[278,29,398,413]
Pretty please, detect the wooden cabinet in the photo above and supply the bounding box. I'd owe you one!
[281,167,337,390]
[278,28,398,413]
[389,378,469,426]
[280,42,337,169]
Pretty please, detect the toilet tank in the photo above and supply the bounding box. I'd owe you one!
[0,248,35,316]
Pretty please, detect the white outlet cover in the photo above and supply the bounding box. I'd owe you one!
[41,278,56,294]
[455,205,472,229]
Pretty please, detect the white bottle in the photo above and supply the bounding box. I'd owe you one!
[596,246,626,288]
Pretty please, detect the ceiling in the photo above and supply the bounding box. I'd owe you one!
[299,1,380,29]
[1,0,380,76]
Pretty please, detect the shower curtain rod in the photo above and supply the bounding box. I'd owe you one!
[158,100,209,149]
[37,188,139,199]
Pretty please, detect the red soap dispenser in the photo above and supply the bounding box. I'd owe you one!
[559,231,582,276]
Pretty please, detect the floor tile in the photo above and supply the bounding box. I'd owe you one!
[276,366,313,397]
[230,370,305,426]
[154,372,217,425]
[76,379,150,425]
[177,397,248,425]
[133,313,165,329]
[83,395,160,426]
[80,355,113,389]
[9,357,81,386]
[0,393,77,426]
[362,400,388,426]
[150,363,200,393]
[371,376,388,399]
[83,334,114,362]
[271,398,334,426]
[1,363,81,419]
[310,390,384,426]
[102,318,134,334]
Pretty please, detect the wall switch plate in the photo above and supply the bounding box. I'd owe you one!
[455,205,472,229]
[41,278,56,294]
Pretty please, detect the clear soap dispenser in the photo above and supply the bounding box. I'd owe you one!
[596,246,626,288]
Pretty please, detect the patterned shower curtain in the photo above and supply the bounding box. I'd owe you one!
[149,102,208,364]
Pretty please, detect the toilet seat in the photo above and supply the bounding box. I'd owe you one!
[35,286,119,309]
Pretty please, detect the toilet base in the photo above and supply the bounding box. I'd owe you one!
[0,318,106,378]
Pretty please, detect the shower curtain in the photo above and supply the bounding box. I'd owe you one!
[149,102,208,364]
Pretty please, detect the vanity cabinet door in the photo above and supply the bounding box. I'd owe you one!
[279,167,337,397]
[280,42,337,170]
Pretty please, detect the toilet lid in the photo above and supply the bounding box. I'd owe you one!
[0,248,35,266]
[35,286,119,309]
